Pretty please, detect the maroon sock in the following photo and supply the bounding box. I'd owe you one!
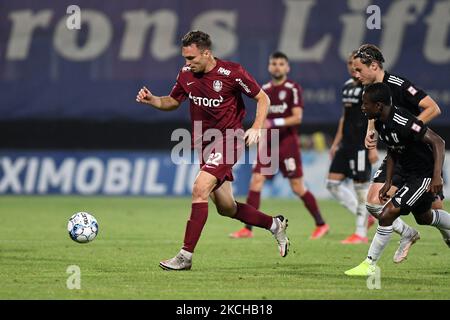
[246,190,261,209]
[300,191,325,226]
[234,202,273,230]
[244,191,261,230]
[182,202,208,253]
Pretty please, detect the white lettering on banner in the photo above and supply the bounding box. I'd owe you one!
[192,10,237,58]
[3,2,450,66]
[144,159,167,194]
[38,158,75,194]
[173,164,198,195]
[0,157,27,193]
[0,151,447,197]
[54,10,113,61]
[6,10,53,60]
[424,1,450,63]
[75,158,104,194]
[130,159,146,194]
[120,10,178,61]
[104,159,131,194]
[339,0,369,61]
[24,157,39,194]
[279,0,331,62]
[378,0,427,69]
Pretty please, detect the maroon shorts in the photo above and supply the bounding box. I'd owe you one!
[253,133,303,179]
[199,134,245,190]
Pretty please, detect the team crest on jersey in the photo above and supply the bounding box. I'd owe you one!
[408,86,418,96]
[278,90,287,101]
[213,80,223,92]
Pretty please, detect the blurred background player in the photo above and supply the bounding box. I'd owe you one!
[345,83,449,276]
[327,51,378,244]
[353,44,446,263]
[136,31,289,270]
[229,51,329,240]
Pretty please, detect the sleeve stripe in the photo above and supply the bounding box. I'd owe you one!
[388,78,404,86]
[393,113,408,125]
[292,88,299,105]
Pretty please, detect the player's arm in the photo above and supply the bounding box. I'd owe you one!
[245,89,270,145]
[365,119,378,149]
[417,96,441,124]
[329,113,344,159]
[136,86,180,111]
[266,106,303,128]
[422,128,445,194]
[379,150,396,203]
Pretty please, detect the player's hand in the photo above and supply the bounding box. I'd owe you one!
[429,176,443,195]
[368,148,379,164]
[136,86,153,105]
[365,130,378,149]
[244,127,261,146]
[379,182,391,203]
[329,144,338,159]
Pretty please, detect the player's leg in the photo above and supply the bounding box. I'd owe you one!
[279,135,328,239]
[345,201,401,276]
[288,177,329,239]
[212,181,289,257]
[159,170,218,271]
[326,148,358,214]
[342,148,374,243]
[229,172,266,238]
[367,163,418,249]
[412,200,450,248]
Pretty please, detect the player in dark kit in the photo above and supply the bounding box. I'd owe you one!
[345,83,450,276]
[352,44,445,263]
[136,31,289,270]
[327,51,378,244]
[229,52,329,240]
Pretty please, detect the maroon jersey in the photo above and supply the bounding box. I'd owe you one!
[262,79,303,139]
[170,59,261,148]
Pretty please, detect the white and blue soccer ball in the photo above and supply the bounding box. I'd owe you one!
[67,212,99,243]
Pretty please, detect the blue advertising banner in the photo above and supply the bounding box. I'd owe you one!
[0,0,449,124]
[1,150,449,198]
[0,150,331,197]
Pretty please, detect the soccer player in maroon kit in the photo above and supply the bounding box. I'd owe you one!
[136,31,289,270]
[229,52,329,240]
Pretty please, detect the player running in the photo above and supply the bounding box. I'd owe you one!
[327,50,378,244]
[353,44,445,262]
[229,52,329,240]
[345,83,449,276]
[136,31,289,270]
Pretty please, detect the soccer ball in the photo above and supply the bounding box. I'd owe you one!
[67,212,99,243]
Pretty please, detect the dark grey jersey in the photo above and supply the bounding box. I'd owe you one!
[375,106,433,176]
[382,72,427,116]
[342,78,366,147]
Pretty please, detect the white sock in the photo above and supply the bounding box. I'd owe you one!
[366,203,413,236]
[431,209,450,229]
[326,179,357,215]
[180,249,193,260]
[354,183,369,237]
[367,225,393,262]
[439,228,450,242]
[392,217,414,236]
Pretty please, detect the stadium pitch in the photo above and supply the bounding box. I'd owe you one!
[1,196,449,299]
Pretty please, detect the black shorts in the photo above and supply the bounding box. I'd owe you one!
[372,158,404,187]
[373,157,445,201]
[391,176,434,215]
[329,146,371,182]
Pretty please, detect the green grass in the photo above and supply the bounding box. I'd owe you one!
[1,196,449,299]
